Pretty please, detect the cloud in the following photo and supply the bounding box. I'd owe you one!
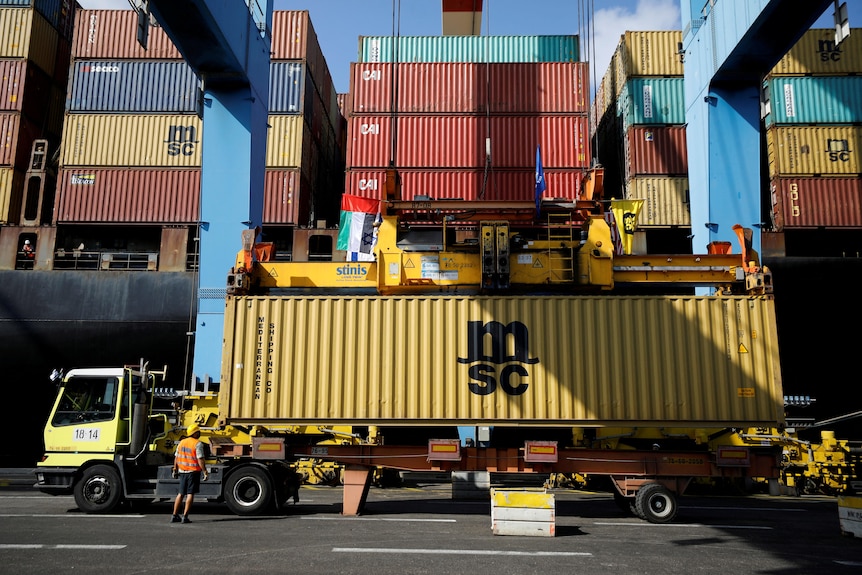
[586,0,681,86]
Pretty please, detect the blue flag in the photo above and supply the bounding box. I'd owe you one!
[535,145,546,217]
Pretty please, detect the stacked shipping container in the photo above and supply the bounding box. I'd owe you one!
[55,9,344,266]
[593,31,690,242]
[346,36,588,205]
[762,28,862,232]
[0,1,74,227]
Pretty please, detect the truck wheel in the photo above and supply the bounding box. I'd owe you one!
[224,467,274,516]
[74,465,123,514]
[634,483,677,524]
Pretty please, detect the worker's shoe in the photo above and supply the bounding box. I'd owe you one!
[170,514,180,523]
[181,515,192,524]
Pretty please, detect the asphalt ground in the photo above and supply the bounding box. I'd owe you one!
[2,469,860,575]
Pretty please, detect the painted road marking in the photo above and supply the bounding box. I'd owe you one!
[0,545,126,550]
[0,514,144,519]
[684,506,806,512]
[304,516,456,523]
[594,522,771,529]
[333,548,591,556]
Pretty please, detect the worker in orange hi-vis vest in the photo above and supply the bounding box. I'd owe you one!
[170,423,209,524]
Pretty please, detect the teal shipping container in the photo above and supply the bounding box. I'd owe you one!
[762,76,862,127]
[357,35,579,63]
[617,77,685,130]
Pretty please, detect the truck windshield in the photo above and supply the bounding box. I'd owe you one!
[52,376,119,426]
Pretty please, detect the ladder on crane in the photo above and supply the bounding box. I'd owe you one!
[546,211,574,283]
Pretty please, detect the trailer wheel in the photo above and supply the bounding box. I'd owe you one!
[634,483,678,524]
[224,467,274,516]
[74,465,123,514]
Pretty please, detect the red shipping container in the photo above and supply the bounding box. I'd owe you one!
[349,62,589,115]
[0,112,44,170]
[55,168,200,223]
[345,168,585,202]
[55,167,321,225]
[347,115,590,169]
[771,177,862,230]
[263,168,313,225]
[623,125,688,179]
[72,10,182,59]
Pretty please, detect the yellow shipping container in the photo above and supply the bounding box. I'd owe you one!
[766,125,862,178]
[60,114,203,167]
[0,8,58,77]
[219,295,784,428]
[771,28,862,75]
[625,176,691,227]
[60,113,319,172]
[265,114,317,169]
[0,167,23,223]
[614,31,683,97]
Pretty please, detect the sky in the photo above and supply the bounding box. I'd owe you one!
[81,1,858,95]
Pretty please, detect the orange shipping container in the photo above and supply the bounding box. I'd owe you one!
[219,295,784,427]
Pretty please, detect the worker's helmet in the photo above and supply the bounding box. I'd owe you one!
[186,423,200,436]
[24,240,30,245]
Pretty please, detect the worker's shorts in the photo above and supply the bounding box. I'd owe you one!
[177,471,201,495]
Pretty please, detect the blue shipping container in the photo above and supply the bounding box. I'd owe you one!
[762,75,862,127]
[268,61,313,116]
[67,60,200,113]
[617,77,685,130]
[68,60,319,118]
[358,35,579,63]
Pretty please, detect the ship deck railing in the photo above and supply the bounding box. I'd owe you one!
[53,250,159,271]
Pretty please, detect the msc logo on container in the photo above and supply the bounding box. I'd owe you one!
[826,139,851,162]
[457,321,539,396]
[817,39,843,62]
[164,125,199,156]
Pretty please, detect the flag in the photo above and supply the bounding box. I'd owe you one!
[610,198,644,255]
[337,194,380,261]
[535,145,546,217]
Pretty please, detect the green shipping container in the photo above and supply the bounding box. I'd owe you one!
[219,295,784,428]
[617,77,685,131]
[357,35,579,63]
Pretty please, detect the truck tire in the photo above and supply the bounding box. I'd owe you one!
[224,466,274,516]
[74,465,123,514]
[634,483,678,524]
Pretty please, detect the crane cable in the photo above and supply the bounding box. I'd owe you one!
[479,0,492,200]
[389,0,401,168]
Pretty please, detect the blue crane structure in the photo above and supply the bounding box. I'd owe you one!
[680,0,837,257]
[137,0,274,385]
